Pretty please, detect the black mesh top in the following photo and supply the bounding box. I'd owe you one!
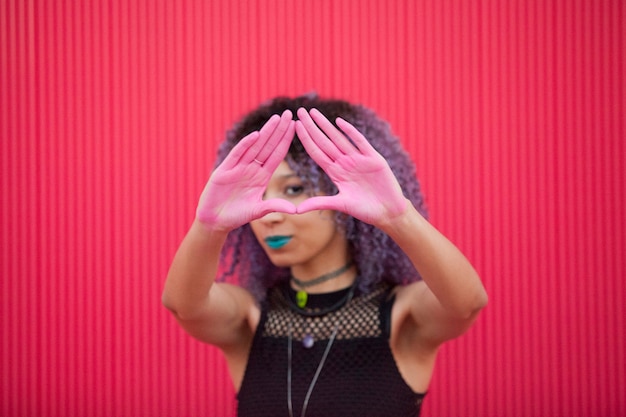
[237,282,426,417]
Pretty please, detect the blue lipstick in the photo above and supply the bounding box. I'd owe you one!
[265,236,292,249]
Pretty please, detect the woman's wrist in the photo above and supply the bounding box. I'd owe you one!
[192,217,232,237]
[180,220,231,259]
[377,199,425,236]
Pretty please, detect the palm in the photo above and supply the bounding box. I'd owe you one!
[321,153,404,223]
[199,163,276,229]
[295,108,407,225]
[196,111,297,231]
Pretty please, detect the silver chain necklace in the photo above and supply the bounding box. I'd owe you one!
[287,321,340,417]
[284,280,357,416]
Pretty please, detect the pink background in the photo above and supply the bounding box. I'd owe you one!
[1,0,624,416]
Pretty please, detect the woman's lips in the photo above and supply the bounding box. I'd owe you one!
[264,236,292,249]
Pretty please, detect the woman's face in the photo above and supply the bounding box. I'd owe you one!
[249,161,349,270]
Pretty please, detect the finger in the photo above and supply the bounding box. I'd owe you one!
[219,131,260,170]
[309,108,359,155]
[296,108,343,161]
[262,119,295,170]
[254,110,294,163]
[256,199,298,218]
[295,120,334,167]
[336,117,376,156]
[240,114,281,164]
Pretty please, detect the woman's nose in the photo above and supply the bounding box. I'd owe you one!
[257,210,286,224]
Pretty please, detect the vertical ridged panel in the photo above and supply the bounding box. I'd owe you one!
[1,1,624,416]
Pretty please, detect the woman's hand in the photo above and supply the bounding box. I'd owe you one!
[295,107,409,226]
[196,110,297,232]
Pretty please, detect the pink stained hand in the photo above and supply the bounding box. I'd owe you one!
[196,110,297,231]
[294,107,409,225]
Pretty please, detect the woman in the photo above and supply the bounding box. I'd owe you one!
[163,94,488,417]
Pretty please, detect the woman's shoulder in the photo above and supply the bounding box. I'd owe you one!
[391,279,427,298]
[388,280,429,325]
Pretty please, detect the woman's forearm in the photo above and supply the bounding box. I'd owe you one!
[162,219,229,319]
[381,202,488,318]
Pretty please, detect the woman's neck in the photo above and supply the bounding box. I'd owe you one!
[290,261,357,294]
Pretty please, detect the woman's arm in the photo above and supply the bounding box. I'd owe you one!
[381,203,487,343]
[163,221,226,320]
[295,108,487,344]
[163,221,258,346]
[162,111,296,347]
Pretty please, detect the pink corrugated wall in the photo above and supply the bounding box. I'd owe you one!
[1,1,624,416]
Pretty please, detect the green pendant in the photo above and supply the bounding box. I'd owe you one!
[296,290,308,308]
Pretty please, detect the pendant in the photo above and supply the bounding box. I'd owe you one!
[296,290,308,308]
[302,334,314,349]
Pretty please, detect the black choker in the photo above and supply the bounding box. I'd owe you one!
[290,261,353,308]
[284,281,357,318]
[291,261,354,288]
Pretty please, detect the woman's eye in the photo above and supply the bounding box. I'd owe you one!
[285,185,305,196]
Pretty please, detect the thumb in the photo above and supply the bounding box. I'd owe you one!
[256,199,298,217]
[296,196,343,214]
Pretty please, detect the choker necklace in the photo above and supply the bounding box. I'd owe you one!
[291,261,353,308]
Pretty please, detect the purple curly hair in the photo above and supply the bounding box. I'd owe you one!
[215,93,428,300]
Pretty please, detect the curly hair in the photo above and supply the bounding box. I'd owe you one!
[215,93,428,300]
